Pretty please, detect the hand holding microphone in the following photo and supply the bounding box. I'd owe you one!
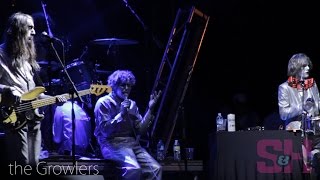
[120,98,131,117]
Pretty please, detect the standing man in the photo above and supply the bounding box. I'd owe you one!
[0,12,66,169]
[278,53,320,175]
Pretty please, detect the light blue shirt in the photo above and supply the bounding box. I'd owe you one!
[53,101,91,154]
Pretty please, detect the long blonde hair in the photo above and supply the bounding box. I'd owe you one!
[287,53,312,77]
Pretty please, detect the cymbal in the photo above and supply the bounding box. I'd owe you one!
[38,60,59,66]
[38,60,60,71]
[91,38,138,45]
[43,79,62,86]
[95,69,112,74]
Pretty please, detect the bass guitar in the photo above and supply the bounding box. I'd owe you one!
[0,84,111,130]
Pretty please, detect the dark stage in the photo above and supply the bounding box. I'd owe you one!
[1,0,320,179]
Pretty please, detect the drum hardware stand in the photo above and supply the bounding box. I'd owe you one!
[94,63,101,84]
[121,0,165,149]
[79,46,88,61]
[122,0,163,49]
[121,0,163,103]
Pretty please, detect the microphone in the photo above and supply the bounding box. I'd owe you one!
[121,96,130,112]
[125,96,129,111]
[41,31,60,42]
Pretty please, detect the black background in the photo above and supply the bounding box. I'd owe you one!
[1,0,320,164]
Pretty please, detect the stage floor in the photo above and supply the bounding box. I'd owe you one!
[2,151,205,179]
[42,155,205,179]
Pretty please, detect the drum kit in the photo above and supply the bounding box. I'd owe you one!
[91,38,138,46]
[306,116,320,135]
[39,37,138,95]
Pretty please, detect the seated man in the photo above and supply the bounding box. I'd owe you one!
[53,100,92,156]
[94,70,162,179]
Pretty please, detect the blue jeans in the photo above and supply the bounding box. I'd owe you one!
[100,137,162,180]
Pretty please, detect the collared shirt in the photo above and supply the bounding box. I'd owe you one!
[94,93,143,145]
[53,101,91,153]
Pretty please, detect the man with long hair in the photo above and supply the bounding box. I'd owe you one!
[278,53,320,176]
[0,12,66,170]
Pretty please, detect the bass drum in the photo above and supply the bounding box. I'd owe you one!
[43,78,64,95]
[311,116,320,135]
[62,60,92,91]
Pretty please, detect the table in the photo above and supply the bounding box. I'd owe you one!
[161,160,204,179]
[161,160,203,171]
[210,130,312,180]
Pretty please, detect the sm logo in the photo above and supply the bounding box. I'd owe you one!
[256,139,311,173]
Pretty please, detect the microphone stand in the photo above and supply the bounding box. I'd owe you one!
[41,1,66,66]
[300,79,312,169]
[41,1,78,161]
[48,40,83,166]
[41,1,54,37]
[300,80,306,136]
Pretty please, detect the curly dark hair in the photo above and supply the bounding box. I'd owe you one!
[107,70,136,89]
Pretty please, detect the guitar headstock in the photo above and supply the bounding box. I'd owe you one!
[90,84,112,96]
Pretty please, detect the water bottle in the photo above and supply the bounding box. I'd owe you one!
[173,139,181,161]
[157,140,165,161]
[227,113,236,132]
[216,113,225,131]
